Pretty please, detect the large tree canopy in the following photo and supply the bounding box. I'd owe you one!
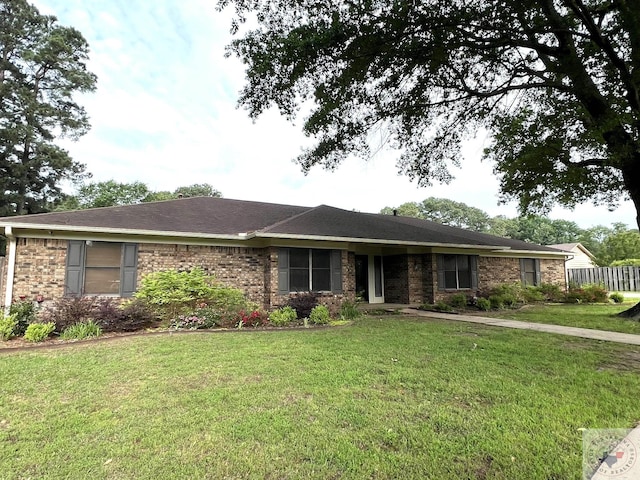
[0,0,96,216]
[219,0,640,227]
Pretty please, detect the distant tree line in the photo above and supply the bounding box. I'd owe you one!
[381,198,640,267]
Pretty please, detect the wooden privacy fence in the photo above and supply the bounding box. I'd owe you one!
[568,266,640,291]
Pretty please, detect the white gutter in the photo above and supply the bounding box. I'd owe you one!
[0,222,247,241]
[3,226,16,315]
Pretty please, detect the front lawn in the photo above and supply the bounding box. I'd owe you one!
[478,302,640,334]
[1,317,639,479]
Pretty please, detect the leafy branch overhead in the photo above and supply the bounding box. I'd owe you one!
[219,0,640,224]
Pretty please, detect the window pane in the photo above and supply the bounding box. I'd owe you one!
[312,249,330,268]
[312,269,331,291]
[290,269,309,291]
[456,255,470,273]
[524,272,536,286]
[86,243,121,267]
[444,271,458,289]
[443,255,457,271]
[84,268,120,294]
[458,271,471,289]
[523,259,535,273]
[290,249,309,268]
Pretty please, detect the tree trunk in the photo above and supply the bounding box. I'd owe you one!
[618,301,640,320]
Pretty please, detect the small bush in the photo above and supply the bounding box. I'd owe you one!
[536,283,564,302]
[0,313,18,341]
[269,306,297,327]
[286,293,319,319]
[135,268,217,320]
[171,314,209,330]
[9,301,36,336]
[339,300,361,320]
[522,287,544,303]
[60,320,102,340]
[609,292,625,304]
[476,298,491,311]
[448,294,467,309]
[489,283,524,303]
[309,305,331,325]
[489,295,504,310]
[566,284,609,303]
[236,309,268,328]
[24,322,55,342]
[39,296,97,333]
[434,302,453,312]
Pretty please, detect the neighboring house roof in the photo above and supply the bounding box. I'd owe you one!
[0,197,564,254]
[548,243,597,260]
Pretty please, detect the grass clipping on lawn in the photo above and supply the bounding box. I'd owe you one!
[1,316,639,479]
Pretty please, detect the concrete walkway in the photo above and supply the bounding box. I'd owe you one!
[400,308,640,346]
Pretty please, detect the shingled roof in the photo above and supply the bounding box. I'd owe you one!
[0,197,561,253]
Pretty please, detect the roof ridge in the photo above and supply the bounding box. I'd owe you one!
[259,205,319,233]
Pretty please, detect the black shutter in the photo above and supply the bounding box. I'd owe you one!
[65,240,85,296]
[278,248,289,294]
[470,255,478,290]
[436,254,445,291]
[331,250,343,293]
[121,243,138,297]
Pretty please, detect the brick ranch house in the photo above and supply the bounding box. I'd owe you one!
[0,197,568,311]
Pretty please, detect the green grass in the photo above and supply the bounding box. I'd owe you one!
[480,302,640,334]
[2,317,640,479]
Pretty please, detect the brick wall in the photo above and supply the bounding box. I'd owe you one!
[541,258,567,287]
[9,238,68,302]
[477,256,522,296]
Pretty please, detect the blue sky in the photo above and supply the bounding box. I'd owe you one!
[32,0,636,228]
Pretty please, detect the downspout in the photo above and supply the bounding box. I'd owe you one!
[3,226,16,315]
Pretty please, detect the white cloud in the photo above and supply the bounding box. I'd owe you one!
[32,0,638,229]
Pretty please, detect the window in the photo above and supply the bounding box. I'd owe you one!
[278,248,342,293]
[437,254,477,290]
[66,241,138,296]
[520,258,540,286]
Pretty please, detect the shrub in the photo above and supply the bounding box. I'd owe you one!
[134,268,217,320]
[339,300,361,320]
[522,287,545,303]
[135,268,251,325]
[566,284,609,303]
[236,309,268,328]
[489,283,524,303]
[448,294,467,309]
[39,296,97,333]
[171,314,209,330]
[286,293,319,319]
[309,305,331,325]
[610,292,625,303]
[536,283,564,302]
[9,300,36,336]
[92,298,159,332]
[24,322,55,342]
[269,306,297,326]
[489,295,504,310]
[60,320,102,340]
[434,301,453,312]
[476,298,491,311]
[0,313,18,341]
